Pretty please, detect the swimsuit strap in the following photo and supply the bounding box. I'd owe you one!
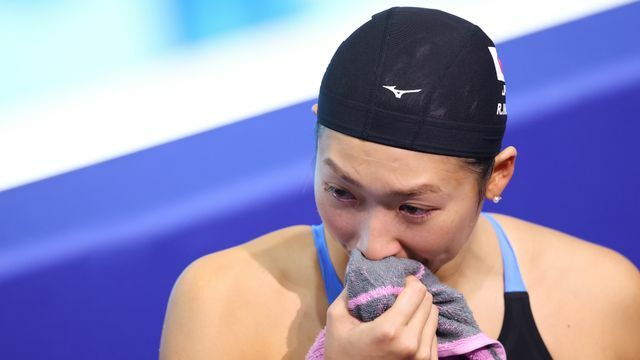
[311,224,344,304]
[481,212,527,292]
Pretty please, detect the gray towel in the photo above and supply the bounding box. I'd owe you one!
[306,250,507,359]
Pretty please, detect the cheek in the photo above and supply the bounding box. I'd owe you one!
[315,191,360,249]
[403,227,450,256]
[419,213,476,261]
[403,213,473,259]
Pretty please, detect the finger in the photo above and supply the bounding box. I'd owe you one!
[327,286,348,316]
[312,103,318,115]
[327,286,359,328]
[416,305,439,360]
[431,332,439,360]
[404,286,432,337]
[376,275,426,329]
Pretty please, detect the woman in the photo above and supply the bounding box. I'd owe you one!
[159,7,640,359]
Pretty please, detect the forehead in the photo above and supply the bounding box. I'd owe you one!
[317,127,467,182]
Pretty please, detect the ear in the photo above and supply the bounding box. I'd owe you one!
[485,146,517,200]
[312,103,318,116]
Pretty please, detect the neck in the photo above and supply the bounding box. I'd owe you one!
[435,213,501,290]
[434,239,474,285]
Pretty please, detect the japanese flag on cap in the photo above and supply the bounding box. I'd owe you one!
[488,47,505,82]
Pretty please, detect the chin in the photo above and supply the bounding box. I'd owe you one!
[421,252,453,273]
[420,259,437,272]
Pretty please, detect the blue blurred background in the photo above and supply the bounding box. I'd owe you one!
[0,0,638,358]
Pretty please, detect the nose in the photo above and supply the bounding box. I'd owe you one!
[358,209,402,260]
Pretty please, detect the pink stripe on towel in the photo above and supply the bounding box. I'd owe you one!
[438,333,507,359]
[414,264,425,280]
[347,285,404,310]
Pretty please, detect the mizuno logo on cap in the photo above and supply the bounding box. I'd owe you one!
[382,85,422,98]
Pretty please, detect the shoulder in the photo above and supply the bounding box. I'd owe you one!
[485,211,637,272]
[160,224,324,359]
[485,212,638,285]
[486,212,640,358]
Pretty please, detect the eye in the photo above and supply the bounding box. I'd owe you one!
[399,204,432,218]
[323,184,356,201]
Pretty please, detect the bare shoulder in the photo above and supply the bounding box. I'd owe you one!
[486,212,640,358]
[486,212,638,283]
[160,225,324,359]
[486,212,635,266]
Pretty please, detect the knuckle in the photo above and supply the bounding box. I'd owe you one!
[395,337,418,357]
[375,326,399,343]
[406,280,426,300]
[326,303,340,319]
[414,281,427,296]
[423,289,433,302]
[415,350,431,360]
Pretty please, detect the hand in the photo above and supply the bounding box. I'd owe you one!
[324,275,439,360]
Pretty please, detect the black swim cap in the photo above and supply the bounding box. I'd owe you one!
[317,7,507,159]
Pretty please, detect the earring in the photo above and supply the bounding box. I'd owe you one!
[493,195,502,204]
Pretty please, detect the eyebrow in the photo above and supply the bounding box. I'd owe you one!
[322,157,443,197]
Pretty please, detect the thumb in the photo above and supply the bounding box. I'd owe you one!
[327,287,358,326]
[328,286,348,313]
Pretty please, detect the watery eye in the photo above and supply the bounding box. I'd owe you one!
[399,204,430,217]
[324,185,355,201]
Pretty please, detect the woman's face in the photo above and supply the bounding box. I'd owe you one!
[314,126,482,271]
